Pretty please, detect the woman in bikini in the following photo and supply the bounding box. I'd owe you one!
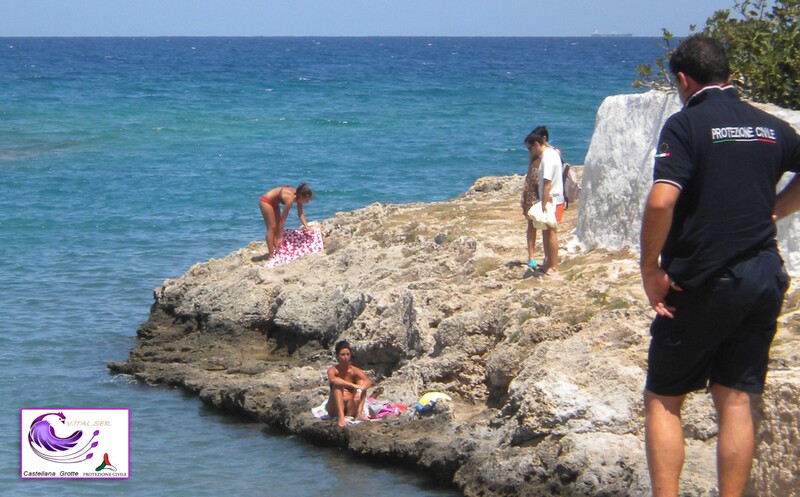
[326,340,372,426]
[259,183,313,258]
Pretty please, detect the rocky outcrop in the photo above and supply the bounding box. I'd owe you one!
[577,90,800,273]
[110,174,800,496]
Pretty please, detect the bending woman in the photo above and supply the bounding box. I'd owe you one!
[258,183,313,257]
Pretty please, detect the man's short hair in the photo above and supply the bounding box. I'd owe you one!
[669,35,730,86]
[531,125,549,141]
[335,340,351,355]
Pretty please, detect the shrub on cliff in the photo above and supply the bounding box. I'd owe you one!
[635,0,800,110]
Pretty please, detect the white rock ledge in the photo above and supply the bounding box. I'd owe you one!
[577,90,800,274]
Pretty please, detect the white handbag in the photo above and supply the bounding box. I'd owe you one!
[527,201,557,229]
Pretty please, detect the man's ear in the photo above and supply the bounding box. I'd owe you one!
[676,71,689,89]
[675,71,700,104]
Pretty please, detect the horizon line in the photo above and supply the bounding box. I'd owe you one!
[0,34,669,39]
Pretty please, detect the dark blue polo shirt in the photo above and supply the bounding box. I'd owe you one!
[653,85,800,289]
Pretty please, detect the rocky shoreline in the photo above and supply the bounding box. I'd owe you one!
[109,173,800,496]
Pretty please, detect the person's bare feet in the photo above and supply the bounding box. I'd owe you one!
[337,418,347,427]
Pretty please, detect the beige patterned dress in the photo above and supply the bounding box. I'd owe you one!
[520,156,541,216]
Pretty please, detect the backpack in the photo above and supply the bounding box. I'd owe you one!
[562,162,581,209]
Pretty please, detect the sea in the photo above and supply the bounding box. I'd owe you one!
[0,37,664,496]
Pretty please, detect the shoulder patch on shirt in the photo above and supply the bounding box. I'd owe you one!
[655,142,671,159]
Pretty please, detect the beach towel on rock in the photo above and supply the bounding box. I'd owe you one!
[368,401,407,419]
[310,400,369,421]
[311,401,331,420]
[265,227,324,268]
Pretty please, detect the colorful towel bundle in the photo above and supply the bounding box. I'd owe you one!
[367,401,407,419]
[310,398,407,421]
[265,227,324,268]
[414,391,452,412]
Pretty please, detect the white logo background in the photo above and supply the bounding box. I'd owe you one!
[20,408,130,479]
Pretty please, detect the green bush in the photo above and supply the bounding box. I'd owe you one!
[633,28,678,91]
[635,0,800,110]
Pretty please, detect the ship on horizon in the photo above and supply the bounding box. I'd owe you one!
[591,29,633,37]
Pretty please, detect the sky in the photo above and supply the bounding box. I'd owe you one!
[1,0,737,37]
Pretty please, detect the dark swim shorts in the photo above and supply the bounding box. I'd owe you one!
[646,250,790,396]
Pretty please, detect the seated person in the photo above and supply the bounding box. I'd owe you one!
[326,340,371,427]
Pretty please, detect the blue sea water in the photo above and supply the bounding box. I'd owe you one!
[0,37,663,495]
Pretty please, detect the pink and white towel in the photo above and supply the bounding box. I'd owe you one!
[265,227,324,268]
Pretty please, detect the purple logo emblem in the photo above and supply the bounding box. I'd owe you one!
[27,411,100,464]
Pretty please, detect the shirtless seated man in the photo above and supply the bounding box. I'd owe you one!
[326,340,371,427]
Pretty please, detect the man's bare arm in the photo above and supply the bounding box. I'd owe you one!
[541,178,552,206]
[640,182,681,318]
[774,173,800,221]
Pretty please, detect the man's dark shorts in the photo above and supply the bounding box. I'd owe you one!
[646,250,790,396]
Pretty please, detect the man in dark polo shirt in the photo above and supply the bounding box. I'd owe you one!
[640,36,800,496]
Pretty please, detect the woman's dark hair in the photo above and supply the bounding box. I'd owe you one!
[296,183,313,199]
[335,340,350,355]
[669,35,730,86]
[524,131,546,147]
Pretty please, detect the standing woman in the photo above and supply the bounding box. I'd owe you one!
[521,144,542,269]
[259,183,313,258]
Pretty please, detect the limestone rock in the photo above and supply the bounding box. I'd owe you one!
[577,90,800,273]
[109,105,800,496]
